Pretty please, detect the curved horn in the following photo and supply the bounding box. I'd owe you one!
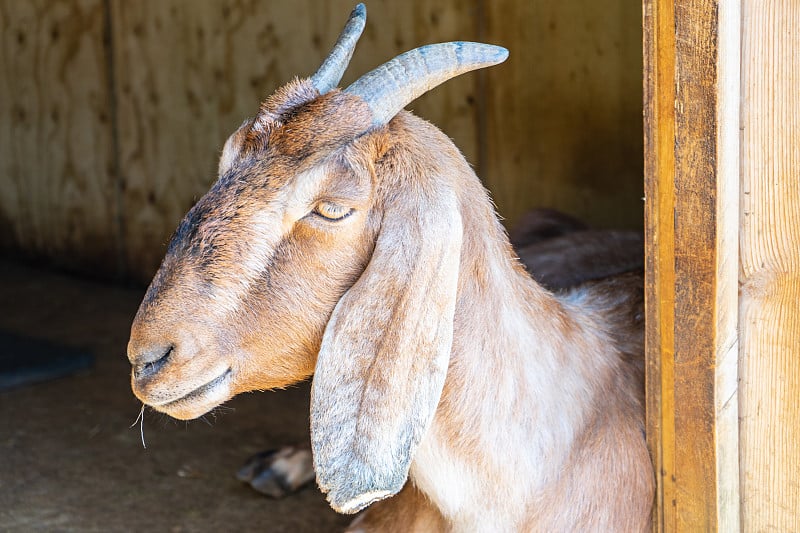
[345,42,508,126]
[310,4,367,94]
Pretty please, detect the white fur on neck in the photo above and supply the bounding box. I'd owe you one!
[408,228,611,531]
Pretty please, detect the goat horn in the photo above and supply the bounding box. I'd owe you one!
[345,42,508,126]
[310,4,367,94]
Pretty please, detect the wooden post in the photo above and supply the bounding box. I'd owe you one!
[740,2,800,530]
[644,0,740,530]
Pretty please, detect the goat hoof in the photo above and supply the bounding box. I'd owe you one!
[236,445,315,498]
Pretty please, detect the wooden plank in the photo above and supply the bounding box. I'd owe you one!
[111,0,478,280]
[0,0,118,273]
[643,0,740,530]
[484,0,643,230]
[643,1,675,529]
[740,2,800,530]
[713,1,741,529]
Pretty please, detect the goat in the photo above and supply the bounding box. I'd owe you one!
[127,5,654,531]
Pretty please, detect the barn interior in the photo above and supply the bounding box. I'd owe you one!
[0,1,642,531]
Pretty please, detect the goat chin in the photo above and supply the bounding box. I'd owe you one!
[126,7,653,529]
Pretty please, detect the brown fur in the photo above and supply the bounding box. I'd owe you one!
[128,75,653,530]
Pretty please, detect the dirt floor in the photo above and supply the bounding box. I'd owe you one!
[0,258,351,532]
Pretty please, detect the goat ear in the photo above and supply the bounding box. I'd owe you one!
[218,120,250,177]
[310,187,462,514]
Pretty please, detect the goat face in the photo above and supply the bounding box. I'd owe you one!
[127,81,464,512]
[127,3,507,514]
[128,86,379,420]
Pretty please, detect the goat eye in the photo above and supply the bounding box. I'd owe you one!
[313,201,353,221]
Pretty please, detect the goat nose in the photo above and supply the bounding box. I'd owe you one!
[129,343,173,380]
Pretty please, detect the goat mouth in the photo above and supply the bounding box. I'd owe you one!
[150,368,233,413]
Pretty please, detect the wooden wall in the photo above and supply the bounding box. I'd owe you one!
[0,1,119,273]
[646,0,800,530]
[0,0,643,281]
[739,1,800,530]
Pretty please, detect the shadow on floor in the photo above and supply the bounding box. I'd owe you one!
[0,259,349,532]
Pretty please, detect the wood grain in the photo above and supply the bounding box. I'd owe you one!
[643,1,674,529]
[1,1,643,280]
[644,0,740,530]
[713,1,741,529]
[110,0,479,280]
[0,0,118,273]
[484,0,643,230]
[740,2,800,530]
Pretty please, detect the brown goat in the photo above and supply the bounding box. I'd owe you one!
[127,5,653,531]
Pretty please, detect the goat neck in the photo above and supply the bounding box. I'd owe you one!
[377,114,649,531]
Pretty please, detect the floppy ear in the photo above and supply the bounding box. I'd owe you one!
[310,184,462,514]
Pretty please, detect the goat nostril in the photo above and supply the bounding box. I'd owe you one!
[133,345,173,379]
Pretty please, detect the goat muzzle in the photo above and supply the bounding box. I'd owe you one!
[127,329,235,420]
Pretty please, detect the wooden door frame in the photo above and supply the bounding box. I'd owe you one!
[645,1,800,530]
[643,0,741,530]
